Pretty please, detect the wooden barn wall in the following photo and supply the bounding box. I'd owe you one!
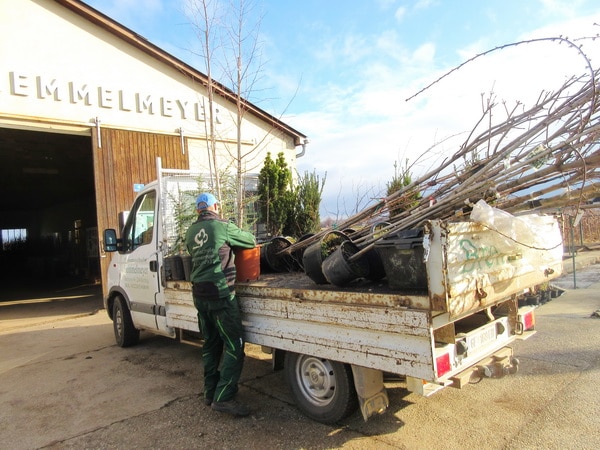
[92,128,188,295]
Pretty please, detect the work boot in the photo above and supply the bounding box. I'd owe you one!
[211,399,250,417]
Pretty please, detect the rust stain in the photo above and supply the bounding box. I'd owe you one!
[431,293,446,311]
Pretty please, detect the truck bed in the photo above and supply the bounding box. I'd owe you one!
[165,275,437,379]
[236,272,431,308]
[163,213,562,382]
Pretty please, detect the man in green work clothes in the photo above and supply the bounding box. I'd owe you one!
[185,192,256,417]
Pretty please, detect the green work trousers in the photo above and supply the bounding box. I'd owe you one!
[195,295,245,403]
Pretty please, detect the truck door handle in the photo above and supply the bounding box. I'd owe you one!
[149,260,158,272]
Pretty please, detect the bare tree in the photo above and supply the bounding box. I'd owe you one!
[184,0,224,203]
[219,0,266,226]
[185,0,267,226]
[327,178,381,223]
[185,0,303,230]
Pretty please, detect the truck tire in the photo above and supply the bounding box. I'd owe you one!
[284,352,358,424]
[113,296,140,347]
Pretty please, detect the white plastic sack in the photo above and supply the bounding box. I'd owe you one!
[469,199,554,249]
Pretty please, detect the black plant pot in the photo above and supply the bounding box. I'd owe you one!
[322,240,369,287]
[302,231,349,284]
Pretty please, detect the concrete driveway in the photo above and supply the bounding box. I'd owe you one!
[1,254,599,449]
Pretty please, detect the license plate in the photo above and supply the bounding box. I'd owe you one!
[465,324,497,351]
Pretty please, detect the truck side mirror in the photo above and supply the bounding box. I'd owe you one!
[104,229,118,252]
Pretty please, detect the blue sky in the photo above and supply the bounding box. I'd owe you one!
[85,0,600,219]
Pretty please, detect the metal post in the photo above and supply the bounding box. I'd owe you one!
[179,128,185,154]
[570,216,577,289]
[94,117,102,148]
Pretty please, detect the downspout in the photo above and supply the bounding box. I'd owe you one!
[296,138,309,158]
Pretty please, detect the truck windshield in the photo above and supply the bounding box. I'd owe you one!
[121,190,156,252]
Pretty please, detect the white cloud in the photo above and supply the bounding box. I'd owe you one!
[374,30,407,62]
[411,42,436,64]
[414,0,436,10]
[341,34,371,63]
[394,6,407,22]
[296,15,600,218]
[539,0,587,18]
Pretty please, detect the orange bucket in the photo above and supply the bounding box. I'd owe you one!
[234,247,260,282]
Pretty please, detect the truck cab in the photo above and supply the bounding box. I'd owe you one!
[104,181,177,346]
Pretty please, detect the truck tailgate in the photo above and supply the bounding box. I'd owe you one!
[426,215,563,318]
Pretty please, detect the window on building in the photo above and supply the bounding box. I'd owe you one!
[1,228,28,250]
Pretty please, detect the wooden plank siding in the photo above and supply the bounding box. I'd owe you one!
[92,128,189,296]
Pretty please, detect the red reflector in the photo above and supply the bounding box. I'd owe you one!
[522,311,535,330]
[436,353,451,377]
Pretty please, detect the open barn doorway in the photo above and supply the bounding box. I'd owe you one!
[0,126,98,295]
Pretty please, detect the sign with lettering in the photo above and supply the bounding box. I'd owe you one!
[6,70,221,124]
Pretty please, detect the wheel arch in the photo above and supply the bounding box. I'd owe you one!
[105,287,131,321]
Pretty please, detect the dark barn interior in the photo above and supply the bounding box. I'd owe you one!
[0,127,98,284]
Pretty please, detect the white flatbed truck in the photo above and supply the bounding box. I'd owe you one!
[102,162,563,423]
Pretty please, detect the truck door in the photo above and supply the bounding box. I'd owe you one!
[119,188,160,331]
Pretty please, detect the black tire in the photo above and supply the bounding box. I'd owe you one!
[112,296,140,347]
[284,352,358,424]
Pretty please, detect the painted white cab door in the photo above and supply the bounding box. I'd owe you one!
[119,188,160,331]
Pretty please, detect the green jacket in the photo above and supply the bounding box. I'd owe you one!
[185,210,256,305]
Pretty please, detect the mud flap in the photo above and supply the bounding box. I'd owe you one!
[350,365,389,421]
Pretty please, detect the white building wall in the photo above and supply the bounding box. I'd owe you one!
[0,0,298,173]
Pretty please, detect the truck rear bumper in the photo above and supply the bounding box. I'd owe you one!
[450,346,518,388]
[406,346,519,395]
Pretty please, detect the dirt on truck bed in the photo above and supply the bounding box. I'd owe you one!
[170,272,431,309]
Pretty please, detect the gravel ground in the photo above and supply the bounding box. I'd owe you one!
[1,254,599,449]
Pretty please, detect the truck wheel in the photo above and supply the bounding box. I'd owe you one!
[284,352,358,423]
[113,296,140,347]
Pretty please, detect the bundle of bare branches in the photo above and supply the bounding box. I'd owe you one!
[283,36,600,260]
